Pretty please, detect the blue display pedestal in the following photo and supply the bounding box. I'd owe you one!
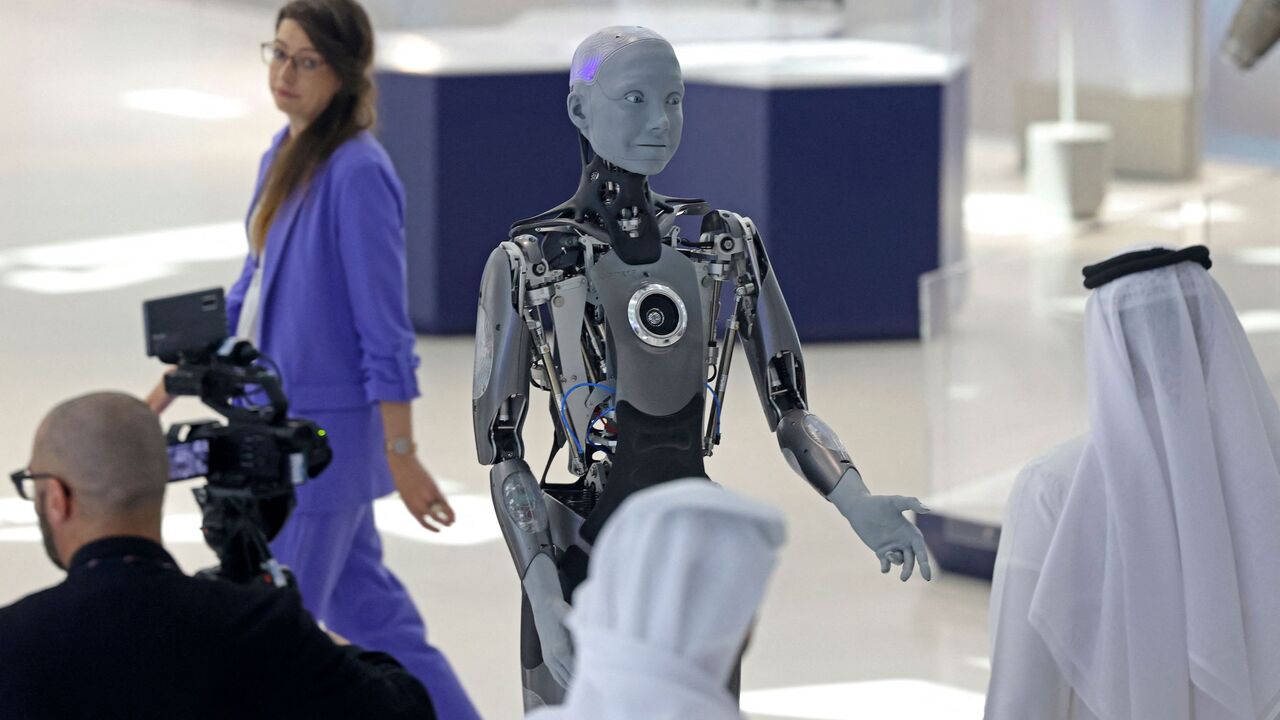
[916,512,1000,581]
[376,49,967,340]
[665,75,967,340]
[376,71,580,335]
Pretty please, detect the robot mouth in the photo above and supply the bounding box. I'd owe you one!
[635,143,667,148]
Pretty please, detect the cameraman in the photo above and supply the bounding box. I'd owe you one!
[0,392,436,720]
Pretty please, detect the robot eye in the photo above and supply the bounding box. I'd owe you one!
[624,91,644,104]
[667,94,682,106]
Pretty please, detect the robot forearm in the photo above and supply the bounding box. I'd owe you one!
[775,407,864,497]
[718,212,867,497]
[777,407,932,579]
[489,460,576,688]
[488,459,555,579]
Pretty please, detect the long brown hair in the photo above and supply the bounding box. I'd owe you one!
[251,0,377,254]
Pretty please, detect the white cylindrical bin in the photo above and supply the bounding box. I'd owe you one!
[1026,121,1113,219]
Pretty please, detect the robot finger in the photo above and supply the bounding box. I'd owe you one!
[885,549,904,566]
[913,538,933,582]
[900,547,916,582]
[879,553,891,574]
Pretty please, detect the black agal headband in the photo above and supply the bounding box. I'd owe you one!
[1082,245,1212,289]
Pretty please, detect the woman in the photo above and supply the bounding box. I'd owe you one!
[148,2,479,717]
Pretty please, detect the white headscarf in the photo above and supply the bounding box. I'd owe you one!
[1029,257,1280,720]
[527,479,787,720]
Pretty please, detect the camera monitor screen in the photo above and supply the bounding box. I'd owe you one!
[144,288,228,364]
[167,439,210,482]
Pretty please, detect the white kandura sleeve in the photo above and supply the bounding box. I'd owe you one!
[986,437,1089,720]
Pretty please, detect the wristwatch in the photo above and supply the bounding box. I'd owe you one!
[385,437,417,456]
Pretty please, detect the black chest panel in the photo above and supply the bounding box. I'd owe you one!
[578,394,709,544]
[587,245,705,416]
[576,245,711,543]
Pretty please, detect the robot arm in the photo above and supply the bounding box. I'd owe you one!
[474,244,576,687]
[714,211,933,581]
[1225,0,1280,69]
[473,244,533,467]
[488,459,574,688]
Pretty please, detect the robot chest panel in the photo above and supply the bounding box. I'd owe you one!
[587,246,706,417]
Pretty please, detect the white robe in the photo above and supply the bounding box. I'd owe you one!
[235,255,264,345]
[986,258,1280,720]
[527,479,787,720]
[986,435,1098,720]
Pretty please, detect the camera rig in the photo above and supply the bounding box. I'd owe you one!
[144,288,331,587]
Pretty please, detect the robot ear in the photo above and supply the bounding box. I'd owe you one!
[566,91,590,133]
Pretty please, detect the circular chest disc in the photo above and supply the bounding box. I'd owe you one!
[627,283,688,347]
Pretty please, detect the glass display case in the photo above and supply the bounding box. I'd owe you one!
[1203,174,1280,389]
[1013,0,1201,178]
[918,207,1197,578]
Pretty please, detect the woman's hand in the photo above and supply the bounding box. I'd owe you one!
[388,454,456,532]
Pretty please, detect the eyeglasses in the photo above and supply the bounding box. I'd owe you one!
[9,468,58,501]
[261,42,326,74]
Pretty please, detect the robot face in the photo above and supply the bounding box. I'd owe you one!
[571,41,685,176]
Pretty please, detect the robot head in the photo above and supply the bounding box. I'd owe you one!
[567,26,684,176]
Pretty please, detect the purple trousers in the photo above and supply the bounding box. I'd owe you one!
[271,504,480,720]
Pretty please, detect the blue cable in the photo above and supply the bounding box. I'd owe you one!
[584,407,617,458]
[559,382,617,456]
[705,383,723,435]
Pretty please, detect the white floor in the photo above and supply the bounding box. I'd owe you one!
[2,1,1277,718]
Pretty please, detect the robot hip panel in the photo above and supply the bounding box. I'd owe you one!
[578,393,708,543]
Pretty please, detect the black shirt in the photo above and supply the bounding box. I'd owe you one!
[0,536,436,719]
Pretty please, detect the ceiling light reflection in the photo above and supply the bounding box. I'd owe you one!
[1233,247,1280,266]
[120,88,250,120]
[0,222,245,295]
[1239,310,1280,333]
[381,34,447,73]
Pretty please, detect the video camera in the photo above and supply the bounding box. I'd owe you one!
[144,288,331,587]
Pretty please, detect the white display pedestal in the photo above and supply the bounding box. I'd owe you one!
[1026,120,1113,219]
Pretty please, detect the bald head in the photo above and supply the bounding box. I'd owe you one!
[32,392,168,521]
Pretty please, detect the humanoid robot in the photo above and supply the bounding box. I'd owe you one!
[472,26,933,710]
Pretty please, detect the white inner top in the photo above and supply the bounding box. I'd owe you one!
[236,254,264,345]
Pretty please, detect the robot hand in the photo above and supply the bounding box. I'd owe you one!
[523,554,575,688]
[828,471,933,582]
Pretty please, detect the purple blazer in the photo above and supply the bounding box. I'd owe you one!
[226,128,420,510]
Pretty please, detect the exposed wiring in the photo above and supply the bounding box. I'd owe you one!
[558,383,722,456]
[559,382,617,455]
[705,383,723,436]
